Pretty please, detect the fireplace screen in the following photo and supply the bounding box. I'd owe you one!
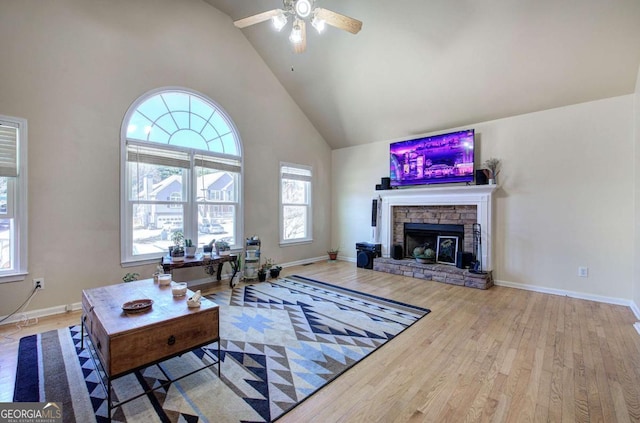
[404,223,464,263]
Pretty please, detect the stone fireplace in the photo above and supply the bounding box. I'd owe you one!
[371,185,497,289]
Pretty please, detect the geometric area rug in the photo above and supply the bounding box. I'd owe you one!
[13,275,430,422]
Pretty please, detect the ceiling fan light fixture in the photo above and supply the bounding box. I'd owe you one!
[272,13,288,31]
[289,20,303,44]
[311,15,325,33]
[295,0,312,18]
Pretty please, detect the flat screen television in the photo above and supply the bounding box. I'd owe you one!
[390,129,475,187]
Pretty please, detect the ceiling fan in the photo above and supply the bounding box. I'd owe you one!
[233,0,363,53]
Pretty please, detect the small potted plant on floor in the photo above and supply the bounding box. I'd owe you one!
[257,264,268,282]
[261,257,281,278]
[327,247,339,261]
[270,265,282,279]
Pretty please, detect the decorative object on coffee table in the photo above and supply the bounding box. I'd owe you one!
[158,273,172,286]
[171,282,188,297]
[187,290,202,308]
[121,298,153,313]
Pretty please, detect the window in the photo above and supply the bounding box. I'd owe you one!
[121,88,242,264]
[0,115,27,282]
[280,162,312,244]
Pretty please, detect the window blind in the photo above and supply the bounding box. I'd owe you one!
[0,123,18,177]
[197,154,241,173]
[281,164,312,181]
[126,144,190,169]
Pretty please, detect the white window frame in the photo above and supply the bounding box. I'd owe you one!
[0,115,28,283]
[120,87,243,265]
[279,162,312,246]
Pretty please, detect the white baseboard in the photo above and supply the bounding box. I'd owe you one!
[281,256,334,267]
[4,268,638,330]
[0,302,82,326]
[494,279,634,308]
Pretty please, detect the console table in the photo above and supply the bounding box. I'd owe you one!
[162,253,239,287]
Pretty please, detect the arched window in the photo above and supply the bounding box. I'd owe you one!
[121,88,243,264]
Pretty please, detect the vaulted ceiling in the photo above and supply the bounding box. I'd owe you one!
[204,0,640,149]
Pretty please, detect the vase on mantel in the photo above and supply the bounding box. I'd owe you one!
[488,179,496,185]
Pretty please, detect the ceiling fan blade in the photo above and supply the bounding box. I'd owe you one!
[293,20,307,54]
[234,9,284,29]
[314,8,362,34]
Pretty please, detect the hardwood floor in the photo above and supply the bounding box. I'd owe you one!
[2,261,640,422]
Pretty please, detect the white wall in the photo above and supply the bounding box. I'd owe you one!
[0,0,331,315]
[333,95,635,302]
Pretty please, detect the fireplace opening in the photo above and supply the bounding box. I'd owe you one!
[404,223,464,262]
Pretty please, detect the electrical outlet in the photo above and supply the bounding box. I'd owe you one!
[578,267,588,278]
[33,278,44,289]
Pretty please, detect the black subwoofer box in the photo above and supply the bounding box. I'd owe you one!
[357,250,375,269]
[456,251,474,269]
[391,244,404,260]
[356,242,381,269]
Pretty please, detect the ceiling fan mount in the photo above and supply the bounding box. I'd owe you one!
[233,0,363,53]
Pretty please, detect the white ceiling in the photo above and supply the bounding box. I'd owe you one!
[204,0,640,149]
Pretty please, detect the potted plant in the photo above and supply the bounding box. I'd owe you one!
[482,158,501,185]
[215,239,231,255]
[257,265,267,282]
[122,272,139,283]
[171,230,185,262]
[262,258,274,270]
[327,247,339,261]
[184,238,197,258]
[269,264,282,279]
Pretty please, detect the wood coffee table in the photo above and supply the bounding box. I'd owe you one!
[81,278,220,421]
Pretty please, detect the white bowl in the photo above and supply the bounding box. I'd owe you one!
[158,274,172,286]
[171,282,188,297]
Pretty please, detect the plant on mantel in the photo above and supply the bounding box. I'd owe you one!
[482,158,501,184]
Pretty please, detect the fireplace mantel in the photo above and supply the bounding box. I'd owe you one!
[375,184,497,270]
